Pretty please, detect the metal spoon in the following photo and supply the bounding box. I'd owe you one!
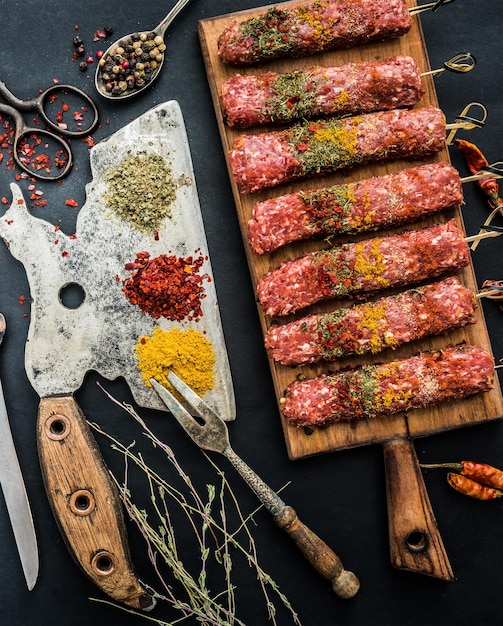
[95,0,191,100]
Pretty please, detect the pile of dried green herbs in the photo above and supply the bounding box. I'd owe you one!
[90,385,302,626]
[103,150,189,234]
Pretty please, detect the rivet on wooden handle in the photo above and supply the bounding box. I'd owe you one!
[383,436,454,581]
[37,395,155,610]
[274,505,360,598]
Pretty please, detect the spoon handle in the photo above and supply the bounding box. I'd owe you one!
[157,0,191,38]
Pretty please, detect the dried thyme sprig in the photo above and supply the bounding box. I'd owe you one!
[90,383,302,626]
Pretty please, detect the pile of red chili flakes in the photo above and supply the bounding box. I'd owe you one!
[122,251,211,322]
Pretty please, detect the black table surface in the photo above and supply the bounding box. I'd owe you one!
[1,1,502,625]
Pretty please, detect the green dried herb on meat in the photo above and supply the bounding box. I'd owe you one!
[239,8,298,59]
[266,70,318,123]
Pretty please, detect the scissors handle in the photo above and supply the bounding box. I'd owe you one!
[0,80,99,137]
[0,80,29,109]
[38,84,100,137]
[13,125,73,180]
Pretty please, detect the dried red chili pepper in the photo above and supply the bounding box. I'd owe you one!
[455,139,502,211]
[446,473,503,500]
[422,460,503,490]
[122,251,210,322]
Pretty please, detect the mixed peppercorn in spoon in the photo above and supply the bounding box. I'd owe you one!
[95,0,190,99]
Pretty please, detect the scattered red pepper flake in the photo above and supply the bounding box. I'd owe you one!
[1,197,8,205]
[65,198,79,207]
[62,251,70,257]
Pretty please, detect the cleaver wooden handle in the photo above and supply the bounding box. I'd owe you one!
[383,436,453,581]
[36,395,155,610]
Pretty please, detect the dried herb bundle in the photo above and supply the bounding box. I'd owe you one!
[90,384,302,626]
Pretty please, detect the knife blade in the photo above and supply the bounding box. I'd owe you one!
[0,313,39,590]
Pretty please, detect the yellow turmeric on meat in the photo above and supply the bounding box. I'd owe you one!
[135,326,216,398]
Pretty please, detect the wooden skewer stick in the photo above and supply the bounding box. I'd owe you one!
[475,287,503,301]
[471,203,503,251]
[465,229,502,244]
[410,0,456,16]
[422,52,476,77]
[445,102,488,145]
[461,162,503,184]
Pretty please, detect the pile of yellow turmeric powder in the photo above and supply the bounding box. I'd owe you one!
[135,326,215,398]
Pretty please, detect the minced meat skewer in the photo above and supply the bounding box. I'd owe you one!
[265,277,476,366]
[218,0,413,66]
[257,220,470,317]
[280,344,494,427]
[229,106,446,194]
[221,55,424,129]
[248,162,462,254]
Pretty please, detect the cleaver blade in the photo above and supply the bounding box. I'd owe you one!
[0,102,234,608]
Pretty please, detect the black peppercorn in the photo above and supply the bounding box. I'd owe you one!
[103,26,113,36]
[73,35,83,46]
[79,62,88,72]
[76,45,85,57]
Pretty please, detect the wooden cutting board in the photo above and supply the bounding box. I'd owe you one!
[199,0,503,455]
[198,0,503,580]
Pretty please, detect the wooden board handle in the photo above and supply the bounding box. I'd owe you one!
[36,395,155,610]
[383,437,453,581]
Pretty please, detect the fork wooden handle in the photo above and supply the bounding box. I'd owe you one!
[224,447,359,598]
[274,505,360,598]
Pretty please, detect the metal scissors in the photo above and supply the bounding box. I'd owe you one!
[150,370,360,599]
[0,80,99,180]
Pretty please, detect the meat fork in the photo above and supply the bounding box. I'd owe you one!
[150,372,360,599]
